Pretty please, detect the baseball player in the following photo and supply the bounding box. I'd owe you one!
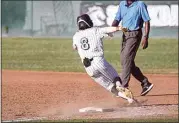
[73,14,134,103]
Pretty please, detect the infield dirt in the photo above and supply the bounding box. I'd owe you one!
[2,70,178,121]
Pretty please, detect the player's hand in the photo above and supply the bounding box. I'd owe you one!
[121,27,128,33]
[73,45,78,50]
[141,36,148,49]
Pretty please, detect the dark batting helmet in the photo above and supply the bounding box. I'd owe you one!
[77,14,93,30]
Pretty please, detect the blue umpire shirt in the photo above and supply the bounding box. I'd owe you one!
[115,0,150,31]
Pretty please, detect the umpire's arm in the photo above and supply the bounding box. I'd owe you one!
[140,2,151,49]
[112,2,122,27]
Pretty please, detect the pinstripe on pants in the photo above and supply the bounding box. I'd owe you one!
[85,57,120,91]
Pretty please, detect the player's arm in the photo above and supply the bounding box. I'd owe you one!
[72,36,78,50]
[73,44,77,50]
[99,26,127,34]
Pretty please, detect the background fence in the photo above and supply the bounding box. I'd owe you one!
[1,0,178,38]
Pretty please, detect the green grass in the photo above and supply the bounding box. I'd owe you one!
[28,117,179,122]
[2,37,178,74]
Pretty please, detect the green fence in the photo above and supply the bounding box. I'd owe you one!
[1,1,178,38]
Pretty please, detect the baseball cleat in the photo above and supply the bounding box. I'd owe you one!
[116,86,134,103]
[141,83,153,96]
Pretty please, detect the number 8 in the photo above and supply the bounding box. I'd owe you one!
[80,37,90,50]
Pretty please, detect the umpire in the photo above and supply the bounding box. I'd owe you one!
[112,0,153,96]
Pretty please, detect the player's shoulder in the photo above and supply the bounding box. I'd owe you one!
[73,30,82,36]
[73,32,77,38]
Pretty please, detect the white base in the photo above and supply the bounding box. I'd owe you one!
[79,107,103,113]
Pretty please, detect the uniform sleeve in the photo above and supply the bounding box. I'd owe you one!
[114,2,122,22]
[140,2,151,22]
[98,27,109,34]
[98,27,122,34]
[97,27,112,38]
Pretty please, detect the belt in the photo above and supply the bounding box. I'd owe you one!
[127,28,142,32]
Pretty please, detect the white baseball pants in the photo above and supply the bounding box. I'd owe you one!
[84,57,121,92]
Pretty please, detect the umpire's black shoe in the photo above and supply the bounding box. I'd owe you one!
[141,82,153,96]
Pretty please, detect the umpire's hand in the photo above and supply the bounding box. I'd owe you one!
[141,36,148,49]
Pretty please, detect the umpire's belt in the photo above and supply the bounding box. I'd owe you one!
[83,57,93,68]
[124,28,142,37]
[127,28,142,32]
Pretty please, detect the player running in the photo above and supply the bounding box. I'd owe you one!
[73,14,134,104]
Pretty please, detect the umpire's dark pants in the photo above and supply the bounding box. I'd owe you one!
[120,29,149,88]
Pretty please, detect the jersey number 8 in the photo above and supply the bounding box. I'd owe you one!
[80,37,90,50]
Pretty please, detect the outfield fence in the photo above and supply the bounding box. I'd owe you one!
[1,1,178,38]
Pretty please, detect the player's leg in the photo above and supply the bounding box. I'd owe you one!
[89,69,134,103]
[93,57,121,86]
[93,58,134,103]
[85,64,116,93]
[103,59,134,102]
[91,72,133,103]
[84,61,114,91]
[91,73,116,94]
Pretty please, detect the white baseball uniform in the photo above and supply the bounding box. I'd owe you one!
[73,27,121,92]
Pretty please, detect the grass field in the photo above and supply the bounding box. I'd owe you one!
[2,37,178,74]
[37,117,178,122]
